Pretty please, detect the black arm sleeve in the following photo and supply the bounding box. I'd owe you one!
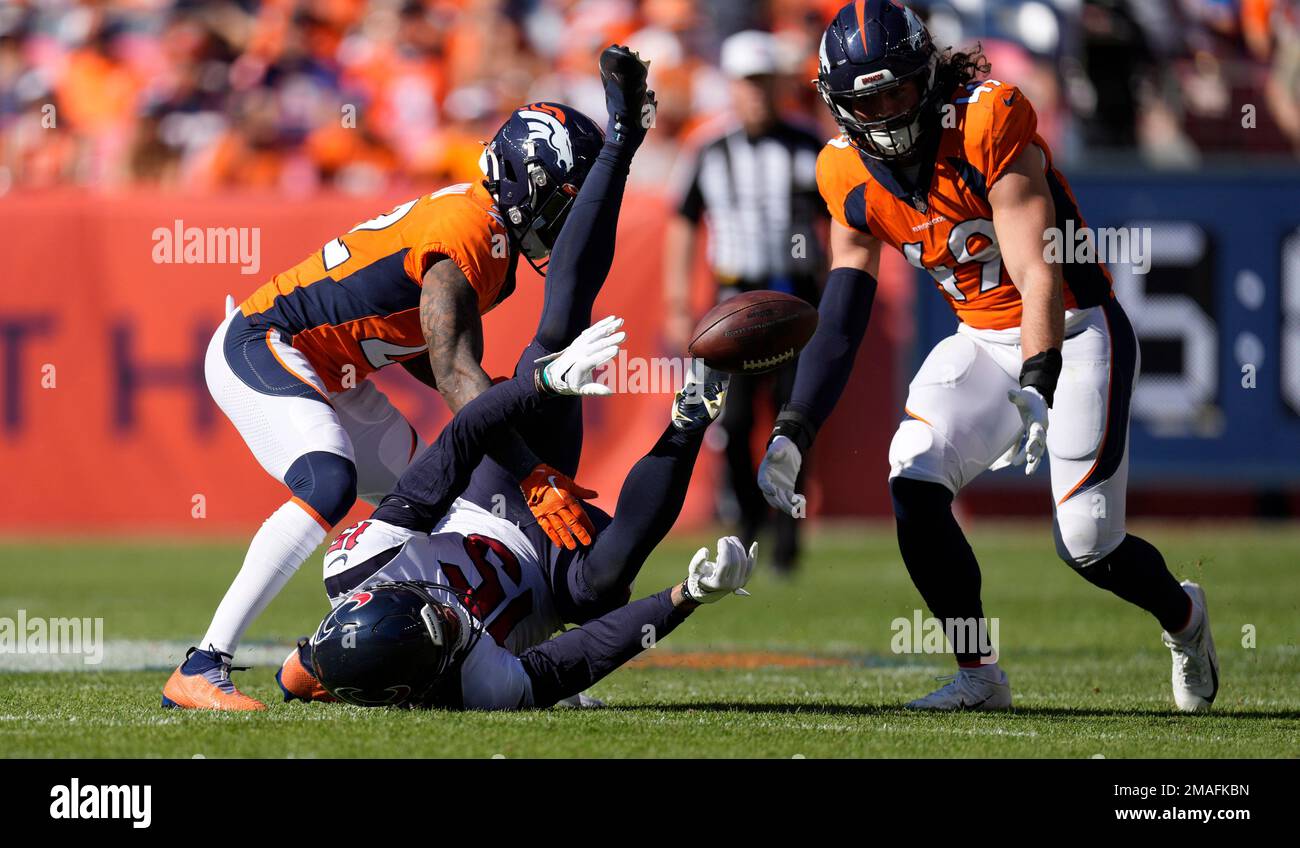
[518,588,694,708]
[372,374,544,531]
[403,356,542,480]
[779,267,878,449]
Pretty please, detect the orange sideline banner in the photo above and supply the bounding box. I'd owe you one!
[0,189,904,535]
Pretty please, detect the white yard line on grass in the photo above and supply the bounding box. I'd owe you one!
[0,640,290,671]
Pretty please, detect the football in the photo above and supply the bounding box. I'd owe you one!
[687,290,818,374]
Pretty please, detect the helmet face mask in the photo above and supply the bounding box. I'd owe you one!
[510,155,580,271]
[839,71,924,124]
[416,592,460,650]
[480,102,604,275]
[816,1,941,163]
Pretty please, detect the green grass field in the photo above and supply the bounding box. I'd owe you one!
[2,523,1297,758]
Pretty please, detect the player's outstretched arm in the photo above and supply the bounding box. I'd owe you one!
[516,538,755,708]
[758,221,881,517]
[533,316,626,396]
[987,146,1065,476]
[372,318,623,532]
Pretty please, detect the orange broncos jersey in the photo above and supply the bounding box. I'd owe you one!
[240,182,513,392]
[817,80,1112,331]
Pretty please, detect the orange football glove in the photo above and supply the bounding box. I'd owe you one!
[522,464,597,550]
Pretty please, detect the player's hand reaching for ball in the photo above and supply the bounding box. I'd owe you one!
[683,537,755,604]
[758,435,807,518]
[523,465,598,550]
[535,316,625,397]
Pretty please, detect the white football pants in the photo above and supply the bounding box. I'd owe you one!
[888,300,1140,567]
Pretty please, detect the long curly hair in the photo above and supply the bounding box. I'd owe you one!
[934,43,993,98]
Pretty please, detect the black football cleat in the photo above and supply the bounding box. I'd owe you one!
[672,359,728,432]
[600,44,656,149]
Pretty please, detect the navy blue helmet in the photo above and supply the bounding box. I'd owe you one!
[816,0,941,161]
[479,102,604,274]
[310,581,478,708]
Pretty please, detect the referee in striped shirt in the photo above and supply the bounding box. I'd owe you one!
[664,30,826,575]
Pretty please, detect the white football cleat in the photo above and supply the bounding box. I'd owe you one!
[905,665,1012,712]
[1162,581,1219,713]
[556,692,606,708]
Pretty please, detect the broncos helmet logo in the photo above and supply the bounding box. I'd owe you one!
[517,107,574,174]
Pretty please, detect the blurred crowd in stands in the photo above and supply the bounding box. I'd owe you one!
[1,0,1298,195]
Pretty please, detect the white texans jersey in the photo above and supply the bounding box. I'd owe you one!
[324,499,561,656]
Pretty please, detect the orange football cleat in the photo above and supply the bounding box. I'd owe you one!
[276,639,336,703]
[161,647,267,711]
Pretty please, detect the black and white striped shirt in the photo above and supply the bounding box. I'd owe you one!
[673,120,826,285]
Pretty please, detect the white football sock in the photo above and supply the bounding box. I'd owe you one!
[199,500,327,656]
[963,661,1004,680]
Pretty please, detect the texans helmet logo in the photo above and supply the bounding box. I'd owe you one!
[518,105,573,173]
[313,589,374,642]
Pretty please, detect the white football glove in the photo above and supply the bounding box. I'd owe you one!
[535,316,625,396]
[757,435,806,518]
[684,537,756,604]
[1000,386,1049,476]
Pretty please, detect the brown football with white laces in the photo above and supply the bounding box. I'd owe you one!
[688,291,818,374]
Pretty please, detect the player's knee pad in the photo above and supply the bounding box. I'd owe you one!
[1053,505,1125,569]
[284,451,358,529]
[888,418,960,495]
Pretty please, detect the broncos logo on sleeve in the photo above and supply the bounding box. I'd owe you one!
[816,81,1113,331]
[237,183,514,392]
